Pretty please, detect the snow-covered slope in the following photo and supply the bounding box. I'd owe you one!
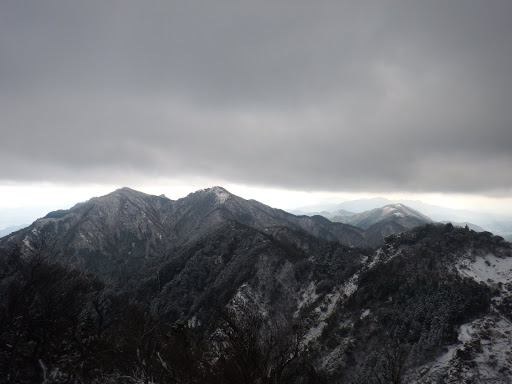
[345,203,434,230]
[404,247,512,382]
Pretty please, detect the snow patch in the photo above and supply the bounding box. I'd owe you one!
[408,315,512,382]
[302,274,360,345]
[456,253,512,285]
[22,237,33,251]
[360,309,370,319]
[296,282,319,312]
[381,206,395,215]
[188,315,201,328]
[39,359,48,384]
[229,283,268,317]
[211,186,230,204]
[79,232,89,243]
[458,322,475,343]
[340,274,358,297]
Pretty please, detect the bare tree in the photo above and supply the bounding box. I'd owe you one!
[209,299,314,384]
[372,336,409,384]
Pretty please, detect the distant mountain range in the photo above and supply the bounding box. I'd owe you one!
[313,203,433,228]
[292,197,512,242]
[1,187,436,271]
[1,187,511,383]
[0,224,28,238]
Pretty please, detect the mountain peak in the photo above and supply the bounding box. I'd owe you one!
[91,187,149,204]
[380,203,433,221]
[113,186,140,195]
[202,186,232,204]
[209,186,229,193]
[381,203,407,216]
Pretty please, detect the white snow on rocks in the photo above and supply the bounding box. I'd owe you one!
[458,322,475,343]
[211,186,230,204]
[456,253,512,286]
[406,251,512,382]
[360,309,370,319]
[302,274,359,345]
[296,282,320,313]
[407,315,512,383]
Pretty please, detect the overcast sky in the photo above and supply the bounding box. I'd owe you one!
[1,1,512,219]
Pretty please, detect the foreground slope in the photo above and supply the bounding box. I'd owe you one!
[296,224,512,383]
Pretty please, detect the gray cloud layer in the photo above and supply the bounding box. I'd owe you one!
[1,1,511,194]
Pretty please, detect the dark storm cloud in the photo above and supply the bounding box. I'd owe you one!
[1,1,511,194]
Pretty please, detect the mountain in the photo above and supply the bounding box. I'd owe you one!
[292,197,394,215]
[2,187,369,277]
[1,187,512,383]
[340,203,434,229]
[345,204,435,247]
[295,197,512,241]
[299,203,435,246]
[335,197,398,213]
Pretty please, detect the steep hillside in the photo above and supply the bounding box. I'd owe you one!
[132,221,369,325]
[292,224,512,383]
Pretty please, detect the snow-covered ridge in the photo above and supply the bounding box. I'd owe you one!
[196,186,232,204]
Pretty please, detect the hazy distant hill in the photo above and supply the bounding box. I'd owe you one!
[343,204,435,246]
[441,221,486,232]
[295,203,435,243]
[300,208,356,222]
[294,197,512,241]
[0,224,28,238]
[344,204,433,229]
